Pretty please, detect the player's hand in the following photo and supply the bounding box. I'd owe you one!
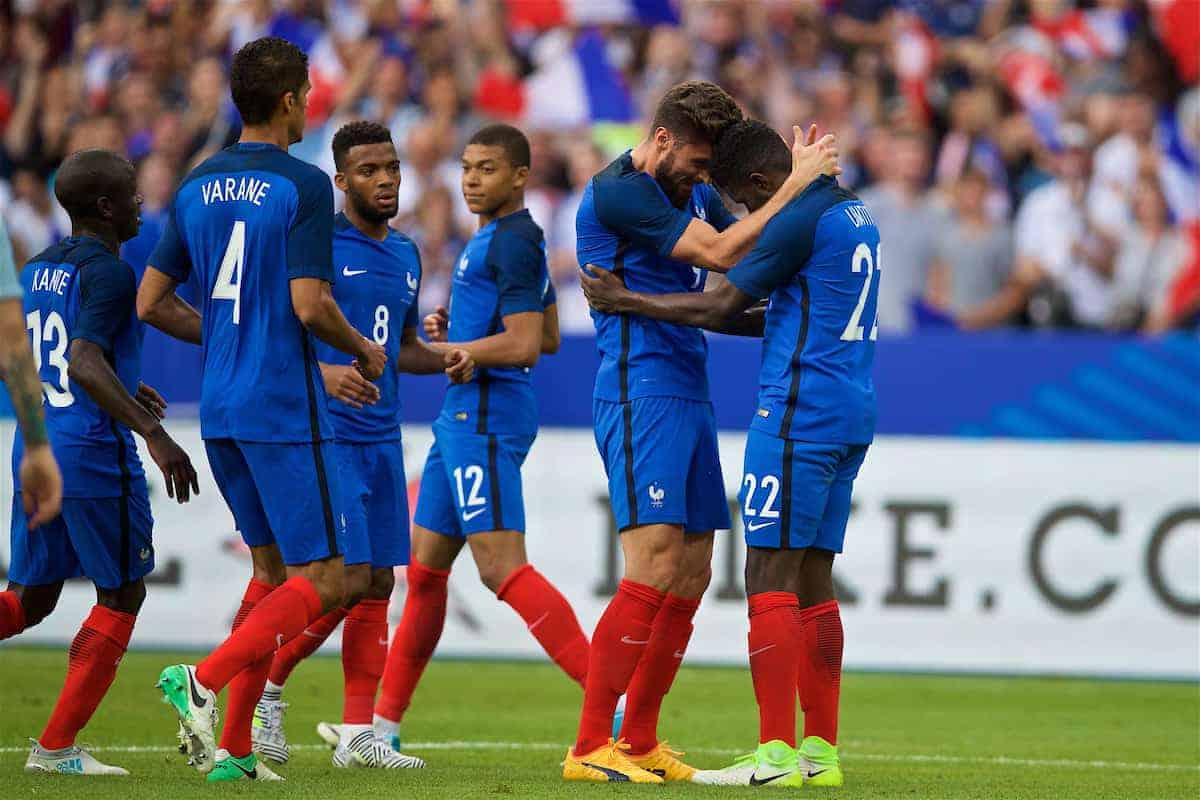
[424,306,449,342]
[145,426,199,504]
[443,348,474,384]
[790,124,841,188]
[580,264,631,314]
[353,337,388,381]
[135,382,167,420]
[321,363,381,409]
[18,443,62,529]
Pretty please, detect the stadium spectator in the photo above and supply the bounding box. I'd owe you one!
[1112,175,1193,332]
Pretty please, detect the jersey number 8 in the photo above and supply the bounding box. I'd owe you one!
[372,305,389,345]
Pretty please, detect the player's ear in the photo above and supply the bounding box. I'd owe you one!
[333,171,348,192]
[95,194,115,221]
[653,127,672,152]
[512,164,529,189]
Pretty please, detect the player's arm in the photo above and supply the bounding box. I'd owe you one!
[582,265,756,331]
[137,266,202,344]
[70,261,198,502]
[429,311,542,369]
[397,326,474,382]
[668,125,838,271]
[288,174,387,379]
[700,274,767,337]
[0,296,63,527]
[541,302,561,354]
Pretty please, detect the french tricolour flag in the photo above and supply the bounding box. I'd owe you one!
[506,0,679,31]
[516,29,638,129]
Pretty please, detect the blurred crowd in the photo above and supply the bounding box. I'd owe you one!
[0,0,1196,335]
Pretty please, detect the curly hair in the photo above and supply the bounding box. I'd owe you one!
[711,119,790,193]
[332,120,394,170]
[650,81,744,146]
[230,37,309,126]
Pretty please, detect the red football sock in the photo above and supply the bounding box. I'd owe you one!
[217,579,276,758]
[342,598,388,724]
[39,605,136,749]
[196,576,322,693]
[375,560,449,722]
[748,592,802,747]
[619,593,700,755]
[0,591,26,640]
[268,607,348,686]
[497,564,589,686]
[573,579,665,756]
[798,599,843,744]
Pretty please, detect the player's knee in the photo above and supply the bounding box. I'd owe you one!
[308,568,346,613]
[97,580,146,616]
[20,597,56,628]
[342,567,372,609]
[368,568,395,600]
[476,556,522,595]
[671,562,712,599]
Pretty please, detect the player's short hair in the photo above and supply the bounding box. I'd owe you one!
[332,120,395,170]
[650,81,743,146]
[711,120,790,193]
[466,124,531,169]
[230,37,309,126]
[53,148,134,222]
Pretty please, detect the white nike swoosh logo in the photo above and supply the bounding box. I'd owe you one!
[528,612,550,631]
[672,650,685,659]
[620,636,650,645]
[378,638,389,646]
[462,507,487,522]
[302,630,325,639]
[746,521,776,532]
[342,267,368,277]
[748,643,777,657]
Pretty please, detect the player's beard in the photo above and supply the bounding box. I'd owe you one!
[350,192,396,226]
[654,150,694,209]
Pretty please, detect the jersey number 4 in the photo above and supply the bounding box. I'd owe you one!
[840,242,881,342]
[213,220,246,324]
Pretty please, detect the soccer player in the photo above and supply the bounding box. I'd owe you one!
[4,148,198,775]
[357,123,590,755]
[565,81,840,783]
[581,119,879,788]
[248,120,472,770]
[137,38,388,782]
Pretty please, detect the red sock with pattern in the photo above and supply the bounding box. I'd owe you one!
[748,592,802,747]
[798,600,843,744]
[216,579,276,757]
[342,598,389,724]
[39,606,136,749]
[573,579,665,756]
[374,560,449,723]
[0,591,26,640]
[497,564,589,686]
[619,593,701,755]
[267,607,348,686]
[196,575,322,693]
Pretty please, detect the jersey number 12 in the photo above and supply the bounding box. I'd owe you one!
[213,220,246,324]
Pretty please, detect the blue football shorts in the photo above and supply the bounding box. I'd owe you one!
[205,438,346,566]
[739,427,868,552]
[9,487,154,590]
[338,439,411,568]
[593,396,731,534]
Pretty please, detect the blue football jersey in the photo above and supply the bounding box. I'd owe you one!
[728,176,880,444]
[576,152,736,404]
[149,142,336,443]
[12,236,147,498]
[439,209,549,436]
[314,213,420,442]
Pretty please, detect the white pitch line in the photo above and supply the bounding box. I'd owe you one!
[0,740,1195,773]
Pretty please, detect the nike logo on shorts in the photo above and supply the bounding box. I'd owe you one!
[746,521,776,532]
[462,507,487,522]
[342,267,368,277]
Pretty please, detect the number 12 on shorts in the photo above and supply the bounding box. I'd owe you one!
[453,465,487,519]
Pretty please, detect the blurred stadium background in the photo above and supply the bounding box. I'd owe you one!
[0,0,1197,686]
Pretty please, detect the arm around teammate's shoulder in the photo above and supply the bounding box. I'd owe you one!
[668,125,840,272]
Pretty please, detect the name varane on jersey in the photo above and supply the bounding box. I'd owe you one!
[727,176,880,444]
[14,236,146,497]
[149,142,336,444]
[313,213,421,442]
[576,151,737,403]
[439,208,551,436]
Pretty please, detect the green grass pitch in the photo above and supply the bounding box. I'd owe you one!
[0,646,1196,799]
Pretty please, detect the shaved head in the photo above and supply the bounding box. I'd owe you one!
[54,149,141,242]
